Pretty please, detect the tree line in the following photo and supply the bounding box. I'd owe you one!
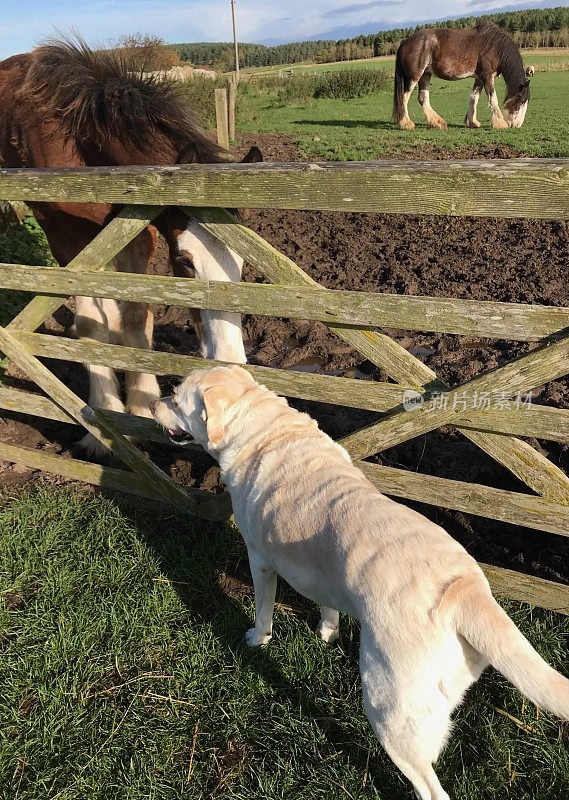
[171,6,569,70]
[172,41,336,71]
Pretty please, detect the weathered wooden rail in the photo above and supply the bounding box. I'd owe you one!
[0,158,568,613]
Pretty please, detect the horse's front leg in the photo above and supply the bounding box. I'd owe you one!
[174,220,247,364]
[483,75,509,129]
[74,294,125,455]
[115,229,161,417]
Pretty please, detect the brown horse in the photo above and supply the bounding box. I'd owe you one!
[393,23,530,130]
[0,38,261,453]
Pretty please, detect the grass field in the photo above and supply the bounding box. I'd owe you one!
[1,486,568,800]
[237,68,569,160]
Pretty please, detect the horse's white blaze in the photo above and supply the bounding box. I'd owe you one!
[177,221,247,363]
[505,100,528,128]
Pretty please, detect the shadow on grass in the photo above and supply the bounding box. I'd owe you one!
[292,118,393,130]
[292,119,468,131]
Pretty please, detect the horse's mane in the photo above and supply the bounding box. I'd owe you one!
[17,37,226,161]
[475,23,526,89]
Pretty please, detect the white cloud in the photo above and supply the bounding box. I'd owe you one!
[0,1,558,58]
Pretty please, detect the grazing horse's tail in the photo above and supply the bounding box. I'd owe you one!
[392,46,407,124]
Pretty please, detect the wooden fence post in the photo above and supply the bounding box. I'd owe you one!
[228,78,236,142]
[215,88,230,150]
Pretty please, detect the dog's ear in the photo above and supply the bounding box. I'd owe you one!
[201,377,251,445]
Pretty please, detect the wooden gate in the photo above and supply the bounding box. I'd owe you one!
[0,158,568,611]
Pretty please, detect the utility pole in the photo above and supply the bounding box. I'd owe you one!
[231,0,240,81]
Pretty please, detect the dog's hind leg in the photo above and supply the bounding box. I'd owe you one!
[360,630,452,800]
[244,549,277,647]
[382,744,450,800]
[366,695,451,800]
[316,606,340,643]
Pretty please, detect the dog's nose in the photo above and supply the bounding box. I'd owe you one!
[149,400,158,414]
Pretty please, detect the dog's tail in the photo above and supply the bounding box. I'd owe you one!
[392,46,407,125]
[449,577,569,720]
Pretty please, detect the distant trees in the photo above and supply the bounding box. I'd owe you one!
[117,33,181,71]
[171,7,569,70]
[173,41,335,71]
[318,7,569,64]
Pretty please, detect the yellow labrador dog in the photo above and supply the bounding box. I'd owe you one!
[152,365,569,800]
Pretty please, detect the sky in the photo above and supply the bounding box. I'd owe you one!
[0,1,561,59]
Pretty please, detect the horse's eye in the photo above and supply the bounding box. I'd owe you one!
[175,254,194,276]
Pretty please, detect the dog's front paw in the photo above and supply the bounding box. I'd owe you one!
[316,620,340,644]
[244,628,272,647]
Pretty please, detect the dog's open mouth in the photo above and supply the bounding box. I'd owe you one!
[167,427,194,446]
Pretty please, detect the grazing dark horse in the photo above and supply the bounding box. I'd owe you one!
[393,23,530,130]
[0,38,261,453]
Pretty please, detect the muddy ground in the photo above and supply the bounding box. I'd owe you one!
[1,134,567,584]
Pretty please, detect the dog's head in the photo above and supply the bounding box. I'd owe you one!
[151,365,258,451]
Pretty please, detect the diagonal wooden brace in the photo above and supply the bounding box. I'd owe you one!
[7,205,162,333]
[0,324,195,513]
[340,331,569,455]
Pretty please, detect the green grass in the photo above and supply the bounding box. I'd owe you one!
[237,69,569,160]
[0,214,55,376]
[241,56,394,77]
[1,485,567,799]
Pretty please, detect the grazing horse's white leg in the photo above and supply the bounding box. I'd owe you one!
[485,76,509,129]
[465,81,482,128]
[74,295,125,455]
[418,86,447,129]
[400,79,418,131]
[176,220,247,364]
[489,91,509,128]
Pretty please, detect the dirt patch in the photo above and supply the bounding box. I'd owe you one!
[376,142,526,161]
[1,134,567,586]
